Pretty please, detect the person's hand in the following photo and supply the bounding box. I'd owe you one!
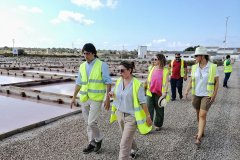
[184,76,187,81]
[70,98,76,109]
[146,115,152,127]
[108,91,114,98]
[104,99,110,111]
[162,92,167,98]
[208,95,216,104]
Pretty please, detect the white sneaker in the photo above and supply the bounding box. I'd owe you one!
[129,149,138,159]
[155,126,162,131]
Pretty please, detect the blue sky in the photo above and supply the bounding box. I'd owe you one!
[0,0,239,51]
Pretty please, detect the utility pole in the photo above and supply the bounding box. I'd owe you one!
[121,45,124,59]
[12,39,16,56]
[12,39,15,48]
[224,16,230,55]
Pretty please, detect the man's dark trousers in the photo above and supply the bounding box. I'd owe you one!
[170,77,183,100]
[223,72,231,87]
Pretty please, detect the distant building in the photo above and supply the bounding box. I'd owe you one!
[138,46,147,58]
[217,48,237,54]
[164,51,195,61]
[12,48,18,55]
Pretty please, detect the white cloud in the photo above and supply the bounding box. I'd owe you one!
[71,0,118,9]
[144,39,191,51]
[18,5,42,13]
[0,8,56,48]
[153,38,167,43]
[106,0,118,8]
[145,43,152,47]
[50,11,94,25]
[30,7,43,13]
[166,41,191,49]
[71,0,103,9]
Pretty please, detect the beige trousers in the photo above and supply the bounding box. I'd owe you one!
[82,100,103,142]
[117,111,137,160]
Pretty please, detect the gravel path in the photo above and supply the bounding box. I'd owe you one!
[1,62,240,160]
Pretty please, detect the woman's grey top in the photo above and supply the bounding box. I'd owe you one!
[112,79,146,115]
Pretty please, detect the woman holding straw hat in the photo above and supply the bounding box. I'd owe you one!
[145,54,170,131]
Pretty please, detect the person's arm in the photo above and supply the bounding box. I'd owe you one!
[102,62,112,110]
[142,103,152,126]
[71,84,81,108]
[143,80,148,91]
[138,86,152,126]
[209,76,219,103]
[184,77,192,99]
[168,63,172,75]
[162,74,169,98]
[104,84,111,110]
[71,72,82,108]
[184,62,188,81]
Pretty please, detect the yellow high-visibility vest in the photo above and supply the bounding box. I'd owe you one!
[79,59,106,102]
[146,66,170,102]
[110,77,152,135]
[191,62,217,97]
[224,60,232,73]
[170,59,185,77]
[148,65,153,73]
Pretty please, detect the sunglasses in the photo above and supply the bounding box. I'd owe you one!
[195,55,202,57]
[118,69,127,73]
[83,51,92,55]
[151,58,158,61]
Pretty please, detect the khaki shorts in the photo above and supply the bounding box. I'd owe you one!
[192,95,212,111]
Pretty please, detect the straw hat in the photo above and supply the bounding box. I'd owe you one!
[158,96,167,108]
[194,46,209,56]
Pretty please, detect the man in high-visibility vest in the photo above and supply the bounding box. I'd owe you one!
[223,55,233,88]
[168,53,187,101]
[70,43,112,154]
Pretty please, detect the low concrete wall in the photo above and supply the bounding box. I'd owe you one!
[0,85,80,106]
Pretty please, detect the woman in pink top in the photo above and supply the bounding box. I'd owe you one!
[145,54,169,131]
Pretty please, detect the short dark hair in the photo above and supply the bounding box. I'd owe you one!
[226,55,230,59]
[175,53,181,56]
[120,61,135,74]
[82,43,97,57]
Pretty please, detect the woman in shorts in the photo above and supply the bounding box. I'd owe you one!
[185,46,219,145]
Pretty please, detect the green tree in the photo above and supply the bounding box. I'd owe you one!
[184,45,200,51]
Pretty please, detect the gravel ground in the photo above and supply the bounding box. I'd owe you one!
[0,62,240,160]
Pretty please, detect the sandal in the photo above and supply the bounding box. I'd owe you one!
[195,138,201,145]
[194,133,205,139]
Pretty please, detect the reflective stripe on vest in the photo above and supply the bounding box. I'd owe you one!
[79,59,106,102]
[191,63,217,97]
[109,77,152,135]
[146,66,170,102]
[171,59,185,77]
[224,60,232,73]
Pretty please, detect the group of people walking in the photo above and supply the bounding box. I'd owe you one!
[70,43,233,160]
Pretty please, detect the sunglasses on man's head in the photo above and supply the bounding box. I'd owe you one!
[118,69,127,73]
